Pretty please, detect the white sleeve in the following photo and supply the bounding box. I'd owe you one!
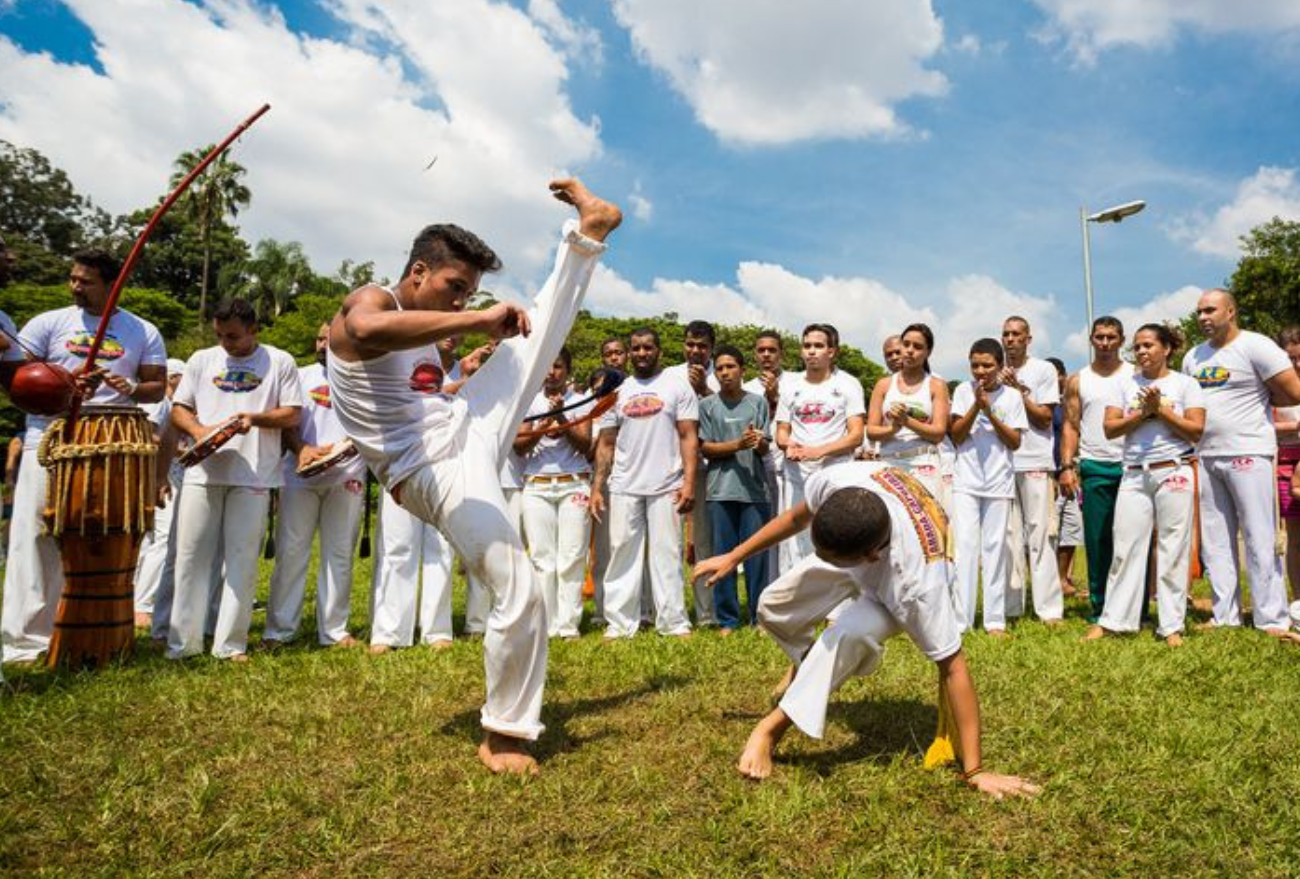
[1004,390,1029,431]
[951,382,973,417]
[277,353,305,407]
[676,381,699,422]
[0,312,22,363]
[1183,375,1206,411]
[1251,334,1293,382]
[844,374,866,417]
[1034,362,1060,405]
[141,320,168,366]
[18,312,52,359]
[173,355,200,410]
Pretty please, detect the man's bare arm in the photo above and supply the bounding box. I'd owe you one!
[1267,369,1300,408]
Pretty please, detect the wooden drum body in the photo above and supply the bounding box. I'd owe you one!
[38,406,157,669]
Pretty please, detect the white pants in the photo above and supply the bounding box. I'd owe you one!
[1,447,65,662]
[387,224,603,740]
[759,554,899,739]
[1198,455,1288,630]
[761,449,785,582]
[521,477,592,638]
[688,465,716,626]
[952,493,1012,631]
[592,513,612,624]
[603,492,691,637]
[265,481,364,645]
[465,488,522,635]
[1100,465,1194,637]
[148,481,186,643]
[371,490,453,645]
[1008,470,1063,621]
[168,484,270,659]
[133,473,177,615]
[780,461,815,571]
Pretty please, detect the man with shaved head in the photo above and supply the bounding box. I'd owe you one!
[1183,288,1300,636]
[881,335,904,375]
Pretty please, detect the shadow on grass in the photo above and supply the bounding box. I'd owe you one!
[783,696,937,776]
[437,674,692,762]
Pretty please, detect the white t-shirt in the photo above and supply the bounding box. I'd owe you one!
[0,311,23,363]
[803,461,961,662]
[1078,362,1133,463]
[19,305,167,448]
[282,361,366,488]
[1008,356,1059,472]
[744,370,800,477]
[665,361,721,395]
[1108,372,1205,467]
[174,344,305,488]
[950,382,1028,498]
[600,369,698,496]
[1183,331,1292,457]
[522,390,593,477]
[776,369,866,465]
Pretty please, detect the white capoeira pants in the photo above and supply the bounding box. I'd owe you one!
[1,447,65,662]
[134,469,180,616]
[1198,455,1289,630]
[1099,464,1194,637]
[688,465,716,626]
[265,482,364,645]
[761,449,786,582]
[168,484,270,659]
[521,477,592,638]
[371,490,453,645]
[779,461,816,571]
[391,222,604,740]
[148,481,185,643]
[465,488,523,635]
[1008,470,1063,621]
[952,492,1012,631]
[602,492,691,638]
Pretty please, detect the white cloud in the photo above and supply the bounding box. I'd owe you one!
[952,34,982,55]
[627,191,653,222]
[1064,284,1202,357]
[0,0,600,284]
[1169,167,1300,259]
[610,0,947,145]
[1030,0,1300,62]
[586,263,1057,377]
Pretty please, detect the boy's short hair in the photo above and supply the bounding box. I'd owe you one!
[402,224,502,279]
[969,337,1005,366]
[713,344,744,367]
[212,297,258,328]
[684,319,716,345]
[810,488,891,559]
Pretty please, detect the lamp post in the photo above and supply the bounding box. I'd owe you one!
[1080,199,1146,337]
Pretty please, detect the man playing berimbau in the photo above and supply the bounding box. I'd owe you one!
[325,178,620,774]
[693,460,1040,799]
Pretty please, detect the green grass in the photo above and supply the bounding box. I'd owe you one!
[2,551,1300,878]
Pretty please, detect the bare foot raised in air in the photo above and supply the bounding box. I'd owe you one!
[738,709,793,781]
[478,732,539,776]
[549,178,622,242]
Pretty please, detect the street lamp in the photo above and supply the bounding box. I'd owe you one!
[1080,199,1146,337]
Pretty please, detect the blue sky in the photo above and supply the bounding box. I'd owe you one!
[3,0,1300,374]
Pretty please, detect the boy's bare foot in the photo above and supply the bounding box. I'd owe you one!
[1043,618,1064,628]
[332,635,360,649]
[368,644,392,656]
[549,178,622,242]
[719,627,735,637]
[1264,627,1290,639]
[1081,625,1105,642]
[672,632,692,640]
[134,611,151,629]
[478,732,539,776]
[770,664,796,703]
[987,628,1012,639]
[428,639,453,651]
[1165,633,1184,647]
[738,709,793,781]
[226,653,249,664]
[1190,596,1213,613]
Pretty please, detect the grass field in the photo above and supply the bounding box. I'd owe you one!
[2,551,1300,878]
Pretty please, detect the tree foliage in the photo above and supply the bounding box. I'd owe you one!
[0,140,114,257]
[1227,217,1300,339]
[171,146,252,322]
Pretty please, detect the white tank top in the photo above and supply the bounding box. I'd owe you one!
[326,288,467,490]
[1078,362,1133,463]
[879,373,935,456]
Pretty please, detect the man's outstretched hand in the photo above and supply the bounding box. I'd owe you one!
[480,303,531,341]
[692,553,737,589]
[549,178,622,242]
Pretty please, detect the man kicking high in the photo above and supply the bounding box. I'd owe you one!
[326,179,620,774]
[693,461,1039,799]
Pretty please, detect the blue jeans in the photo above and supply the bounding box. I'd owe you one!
[708,500,770,628]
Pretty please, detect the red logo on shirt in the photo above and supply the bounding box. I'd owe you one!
[794,402,835,424]
[409,361,444,394]
[309,384,331,408]
[621,393,665,419]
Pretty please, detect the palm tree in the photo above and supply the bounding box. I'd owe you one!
[242,239,311,322]
[170,146,251,325]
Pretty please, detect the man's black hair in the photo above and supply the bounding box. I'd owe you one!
[402,224,502,279]
[684,319,716,345]
[72,249,122,284]
[810,488,891,559]
[629,326,660,347]
[213,297,259,328]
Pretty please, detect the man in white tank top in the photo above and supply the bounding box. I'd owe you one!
[1060,317,1132,621]
[326,179,621,775]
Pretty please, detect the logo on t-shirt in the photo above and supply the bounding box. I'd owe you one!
[65,332,126,362]
[213,369,263,393]
[409,361,445,394]
[870,468,948,563]
[621,393,665,419]
[794,402,836,425]
[1193,366,1230,388]
[309,384,332,408]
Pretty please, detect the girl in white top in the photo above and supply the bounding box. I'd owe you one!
[776,323,866,565]
[866,323,949,499]
[1273,327,1300,599]
[1087,324,1205,646]
[949,338,1027,635]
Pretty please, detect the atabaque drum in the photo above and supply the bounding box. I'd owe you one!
[38,406,157,669]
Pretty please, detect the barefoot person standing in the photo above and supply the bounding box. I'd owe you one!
[692,460,1040,800]
[327,179,620,774]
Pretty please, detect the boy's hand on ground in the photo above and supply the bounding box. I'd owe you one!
[969,771,1041,800]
